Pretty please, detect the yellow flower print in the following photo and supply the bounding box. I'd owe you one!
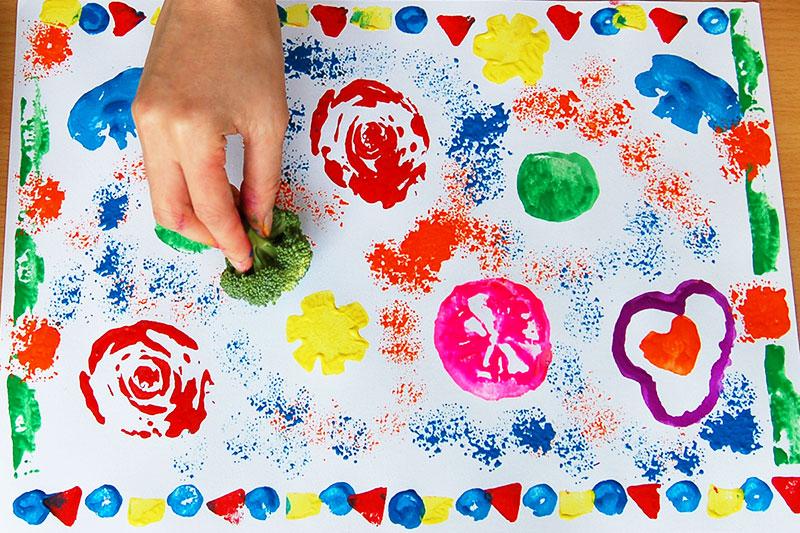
[473,13,551,86]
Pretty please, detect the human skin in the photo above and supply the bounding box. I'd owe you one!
[132,0,287,272]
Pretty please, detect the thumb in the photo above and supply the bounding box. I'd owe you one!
[240,129,284,236]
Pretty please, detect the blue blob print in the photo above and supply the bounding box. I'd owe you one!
[666,480,701,513]
[79,3,110,34]
[85,485,122,518]
[395,6,428,34]
[68,67,143,150]
[591,8,620,36]
[593,480,627,515]
[635,54,741,134]
[455,488,491,521]
[522,484,557,517]
[741,477,773,512]
[319,482,354,516]
[698,7,729,35]
[13,490,50,525]
[245,487,280,520]
[167,484,204,517]
[388,490,426,529]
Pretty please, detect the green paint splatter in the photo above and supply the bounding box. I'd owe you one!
[19,83,50,186]
[13,229,45,322]
[746,177,780,275]
[730,8,765,113]
[154,224,211,253]
[764,344,800,465]
[7,374,42,474]
[516,151,599,222]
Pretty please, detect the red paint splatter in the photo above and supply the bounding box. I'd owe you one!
[378,300,422,363]
[523,248,592,290]
[640,315,701,375]
[18,174,65,233]
[619,134,664,176]
[715,120,772,183]
[486,483,522,522]
[206,489,246,524]
[643,172,710,228]
[375,411,406,435]
[627,483,660,519]
[730,282,791,343]
[43,486,82,526]
[436,15,475,46]
[22,22,72,79]
[310,5,348,37]
[563,383,620,443]
[546,5,582,41]
[772,477,800,513]
[348,487,387,525]
[109,2,146,36]
[276,180,348,228]
[10,316,61,379]
[649,8,688,44]
[392,380,425,406]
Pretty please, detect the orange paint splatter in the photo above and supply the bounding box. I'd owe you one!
[639,315,701,376]
[563,383,620,443]
[113,155,147,182]
[276,180,348,228]
[18,174,65,232]
[730,283,790,343]
[23,22,72,79]
[392,380,426,406]
[378,301,422,364]
[715,120,772,183]
[522,248,592,290]
[643,172,710,228]
[10,316,61,379]
[619,134,665,176]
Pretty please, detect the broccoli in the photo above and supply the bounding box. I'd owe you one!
[219,209,313,306]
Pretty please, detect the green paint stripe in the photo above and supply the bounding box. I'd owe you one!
[7,375,42,473]
[730,8,765,114]
[19,82,50,186]
[13,229,45,322]
[765,344,800,465]
[154,224,211,253]
[746,178,780,275]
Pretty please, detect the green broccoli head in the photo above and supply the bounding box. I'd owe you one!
[219,209,313,306]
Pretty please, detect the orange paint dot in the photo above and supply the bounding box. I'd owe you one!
[23,22,72,79]
[639,314,701,376]
[715,120,772,183]
[18,174,65,232]
[11,317,61,378]
[736,285,790,341]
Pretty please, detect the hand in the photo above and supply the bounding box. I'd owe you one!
[133,0,288,272]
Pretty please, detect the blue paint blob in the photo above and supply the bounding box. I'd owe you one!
[593,480,627,515]
[668,442,704,477]
[591,8,620,36]
[79,3,110,34]
[68,67,142,150]
[699,408,762,454]
[167,484,203,517]
[319,482,354,516]
[741,477,772,512]
[284,38,356,81]
[509,410,556,454]
[388,490,425,529]
[455,488,491,521]
[13,490,50,525]
[245,486,280,520]
[635,54,742,134]
[522,484,557,517]
[698,7,729,35]
[94,182,130,230]
[666,480,701,512]
[395,6,428,34]
[84,485,122,518]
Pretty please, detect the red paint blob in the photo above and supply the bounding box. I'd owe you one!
[43,486,82,526]
[436,15,475,46]
[109,2,146,36]
[23,22,72,79]
[348,487,387,525]
[773,477,800,513]
[716,120,772,183]
[207,489,246,523]
[546,5,582,41]
[310,5,348,37]
[648,8,688,44]
[639,314,701,376]
[627,483,660,519]
[733,284,790,342]
[486,483,522,522]
[11,316,61,378]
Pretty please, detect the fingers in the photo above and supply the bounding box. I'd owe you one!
[240,121,287,237]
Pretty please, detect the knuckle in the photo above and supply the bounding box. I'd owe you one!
[152,204,191,232]
[193,202,234,230]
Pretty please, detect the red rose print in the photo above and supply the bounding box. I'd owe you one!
[79,320,212,438]
[310,78,430,208]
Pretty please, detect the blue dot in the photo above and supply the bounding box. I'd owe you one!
[79,3,110,35]
[84,485,122,518]
[395,6,428,34]
[319,482,354,516]
[455,488,491,521]
[666,480,701,513]
[593,480,627,515]
[741,477,772,512]
[522,484,557,517]
[698,7,729,35]
[167,485,203,517]
[388,490,425,529]
[245,487,280,520]
[13,490,50,525]
[591,8,620,36]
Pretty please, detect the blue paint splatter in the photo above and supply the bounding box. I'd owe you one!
[553,426,596,478]
[395,6,428,34]
[142,258,194,299]
[84,485,122,518]
[668,441,704,476]
[94,182,130,230]
[741,477,772,512]
[699,372,762,454]
[683,223,719,262]
[666,480,701,512]
[284,38,356,80]
[13,490,50,525]
[522,484,557,517]
[93,239,135,313]
[591,8,620,36]
[167,485,203,517]
[455,488,491,521]
[593,480,627,515]
[49,268,84,322]
[79,3,110,34]
[622,203,670,281]
[245,487,280,520]
[285,100,306,142]
[68,67,142,150]
[508,409,556,454]
[327,415,372,461]
[635,55,741,134]
[698,7,729,35]
[319,482,354,516]
[388,490,425,529]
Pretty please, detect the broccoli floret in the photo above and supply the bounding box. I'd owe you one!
[219,209,312,306]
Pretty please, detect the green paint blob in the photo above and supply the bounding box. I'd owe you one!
[19,83,50,186]
[154,224,211,253]
[765,344,800,465]
[13,229,45,322]
[730,8,765,113]
[516,151,600,222]
[7,374,42,473]
[746,178,780,275]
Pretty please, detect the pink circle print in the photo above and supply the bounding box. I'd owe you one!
[434,278,552,400]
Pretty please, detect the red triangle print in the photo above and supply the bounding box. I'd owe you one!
[109,2,146,37]
[207,489,246,523]
[43,486,82,526]
[348,487,387,525]
[436,15,475,47]
[627,483,661,519]
[546,5,582,41]
[310,5,349,38]
[648,8,688,44]
[486,483,522,522]
[773,477,800,514]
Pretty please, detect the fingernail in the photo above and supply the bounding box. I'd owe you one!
[232,258,251,273]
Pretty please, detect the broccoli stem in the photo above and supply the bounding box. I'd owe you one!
[242,214,291,273]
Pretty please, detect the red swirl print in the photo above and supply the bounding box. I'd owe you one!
[310,78,430,208]
[79,320,212,438]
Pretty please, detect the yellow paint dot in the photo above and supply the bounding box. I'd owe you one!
[150,7,161,26]
[612,5,648,31]
[285,4,310,27]
[39,0,82,28]
[473,13,550,86]
[128,498,166,527]
[421,496,454,524]
[707,485,744,518]
[559,490,594,520]
[350,7,393,30]
[286,291,369,374]
[286,492,322,519]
